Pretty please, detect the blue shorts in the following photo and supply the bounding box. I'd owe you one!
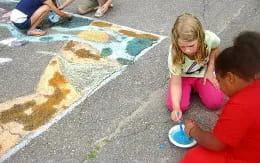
[12,18,31,30]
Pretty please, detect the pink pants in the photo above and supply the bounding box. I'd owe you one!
[166,77,224,111]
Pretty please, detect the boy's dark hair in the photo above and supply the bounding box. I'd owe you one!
[234,31,260,65]
[215,31,260,80]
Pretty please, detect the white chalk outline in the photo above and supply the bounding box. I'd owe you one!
[0,57,12,65]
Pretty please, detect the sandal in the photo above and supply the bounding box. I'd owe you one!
[94,4,113,17]
[27,29,46,36]
[94,7,105,17]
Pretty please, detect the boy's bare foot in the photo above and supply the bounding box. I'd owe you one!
[27,29,47,36]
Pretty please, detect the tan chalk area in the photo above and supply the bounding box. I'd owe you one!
[77,30,110,43]
[60,40,119,66]
[0,57,81,156]
[90,21,159,41]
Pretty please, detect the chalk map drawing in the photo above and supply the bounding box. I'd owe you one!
[0,1,165,161]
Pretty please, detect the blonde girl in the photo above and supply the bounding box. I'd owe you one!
[166,13,224,121]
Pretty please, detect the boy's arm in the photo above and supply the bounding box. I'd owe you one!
[58,0,75,10]
[44,0,72,18]
[204,47,220,88]
[170,75,182,122]
[185,119,227,151]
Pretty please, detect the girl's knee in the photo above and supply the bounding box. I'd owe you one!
[203,96,225,110]
[180,103,189,112]
[45,5,51,12]
[41,4,51,11]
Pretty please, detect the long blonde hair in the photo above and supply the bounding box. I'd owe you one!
[171,13,207,65]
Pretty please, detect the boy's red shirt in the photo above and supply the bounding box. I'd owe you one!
[213,79,260,162]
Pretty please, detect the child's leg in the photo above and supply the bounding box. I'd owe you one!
[97,0,107,6]
[28,5,50,36]
[193,78,225,110]
[77,0,98,14]
[166,77,193,112]
[94,0,112,17]
[180,146,248,163]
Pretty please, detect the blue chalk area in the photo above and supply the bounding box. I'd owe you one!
[171,130,193,145]
[101,48,113,57]
[39,36,54,41]
[126,38,154,56]
[159,143,166,149]
[58,16,92,28]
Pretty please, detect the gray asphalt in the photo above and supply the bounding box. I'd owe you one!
[1,0,260,162]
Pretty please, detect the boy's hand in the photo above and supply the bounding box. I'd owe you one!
[171,109,182,122]
[184,119,197,137]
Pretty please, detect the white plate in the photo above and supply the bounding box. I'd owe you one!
[168,124,197,148]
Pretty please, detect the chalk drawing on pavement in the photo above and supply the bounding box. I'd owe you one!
[0,6,166,162]
[0,13,160,65]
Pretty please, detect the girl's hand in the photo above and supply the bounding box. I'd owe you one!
[171,109,182,122]
[204,71,219,88]
[184,119,197,137]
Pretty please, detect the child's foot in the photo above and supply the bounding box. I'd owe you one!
[27,29,46,36]
[94,7,105,17]
[94,4,113,18]
[36,22,43,29]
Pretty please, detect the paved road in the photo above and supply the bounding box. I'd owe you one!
[0,0,259,162]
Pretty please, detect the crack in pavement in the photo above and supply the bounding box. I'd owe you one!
[202,0,208,26]
[216,1,248,35]
[119,123,151,139]
[83,88,164,161]
[118,120,170,139]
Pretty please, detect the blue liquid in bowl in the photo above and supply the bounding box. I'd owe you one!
[171,130,193,145]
